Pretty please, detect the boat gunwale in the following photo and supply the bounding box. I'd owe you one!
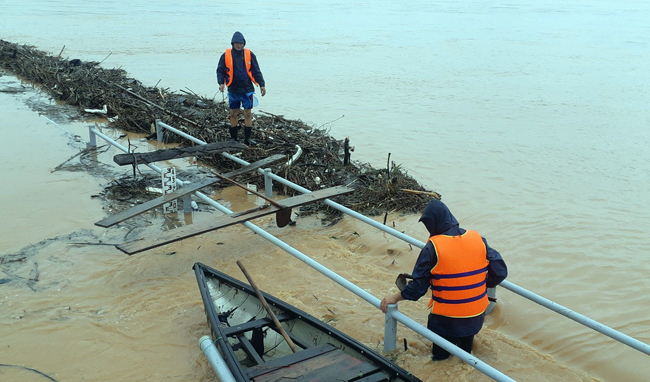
[194,262,250,382]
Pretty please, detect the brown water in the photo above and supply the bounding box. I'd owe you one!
[0,77,613,382]
[2,1,650,380]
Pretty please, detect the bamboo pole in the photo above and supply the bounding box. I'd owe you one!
[236,261,299,353]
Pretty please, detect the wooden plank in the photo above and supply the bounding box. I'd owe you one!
[238,334,265,366]
[95,154,284,228]
[221,314,292,337]
[252,347,380,382]
[298,353,380,382]
[116,185,353,255]
[113,141,247,165]
[252,350,343,382]
[116,204,278,253]
[354,371,390,382]
[246,344,336,379]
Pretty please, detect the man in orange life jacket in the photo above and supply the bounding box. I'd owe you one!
[380,199,507,361]
[217,31,266,145]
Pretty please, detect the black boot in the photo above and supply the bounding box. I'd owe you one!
[229,126,239,141]
[244,127,257,146]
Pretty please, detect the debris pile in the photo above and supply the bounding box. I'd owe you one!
[0,40,440,221]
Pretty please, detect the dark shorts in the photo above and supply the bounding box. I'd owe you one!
[228,92,255,110]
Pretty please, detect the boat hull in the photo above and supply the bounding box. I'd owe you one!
[193,262,421,382]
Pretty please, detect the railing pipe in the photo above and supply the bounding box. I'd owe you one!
[157,120,205,145]
[500,280,650,356]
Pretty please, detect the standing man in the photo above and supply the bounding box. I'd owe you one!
[380,199,507,361]
[217,31,266,145]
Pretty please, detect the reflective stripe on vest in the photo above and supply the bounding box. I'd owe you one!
[428,230,489,318]
[224,48,258,87]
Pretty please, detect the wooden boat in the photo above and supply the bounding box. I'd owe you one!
[193,262,422,382]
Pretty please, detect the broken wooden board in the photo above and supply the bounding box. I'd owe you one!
[250,345,381,382]
[116,185,354,255]
[95,154,284,228]
[113,141,246,165]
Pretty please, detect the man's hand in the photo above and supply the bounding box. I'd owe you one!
[260,86,266,96]
[219,84,225,93]
[380,292,403,313]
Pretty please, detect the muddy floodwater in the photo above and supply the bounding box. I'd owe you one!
[0,73,644,382]
[2,0,650,381]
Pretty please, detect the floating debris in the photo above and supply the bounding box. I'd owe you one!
[0,40,440,221]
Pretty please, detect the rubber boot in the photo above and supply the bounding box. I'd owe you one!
[244,127,257,146]
[229,126,239,141]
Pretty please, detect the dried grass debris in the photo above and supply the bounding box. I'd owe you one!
[1,40,440,220]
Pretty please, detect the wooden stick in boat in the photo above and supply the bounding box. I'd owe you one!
[236,260,299,353]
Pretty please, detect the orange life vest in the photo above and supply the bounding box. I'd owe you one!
[428,230,489,318]
[224,48,258,87]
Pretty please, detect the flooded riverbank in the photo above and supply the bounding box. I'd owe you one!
[2,1,650,379]
[1,74,601,381]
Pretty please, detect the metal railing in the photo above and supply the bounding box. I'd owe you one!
[87,120,650,382]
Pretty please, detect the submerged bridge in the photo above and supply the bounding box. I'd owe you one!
[85,119,650,382]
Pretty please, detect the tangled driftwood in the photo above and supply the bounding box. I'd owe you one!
[0,40,440,222]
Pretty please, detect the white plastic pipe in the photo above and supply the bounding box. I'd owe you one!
[285,144,303,167]
[199,335,237,382]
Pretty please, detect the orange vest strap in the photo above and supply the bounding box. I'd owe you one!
[431,266,488,280]
[224,48,258,87]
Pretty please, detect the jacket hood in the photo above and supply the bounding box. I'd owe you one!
[231,31,246,46]
[419,199,459,236]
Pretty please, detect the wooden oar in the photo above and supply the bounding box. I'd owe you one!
[236,260,299,353]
